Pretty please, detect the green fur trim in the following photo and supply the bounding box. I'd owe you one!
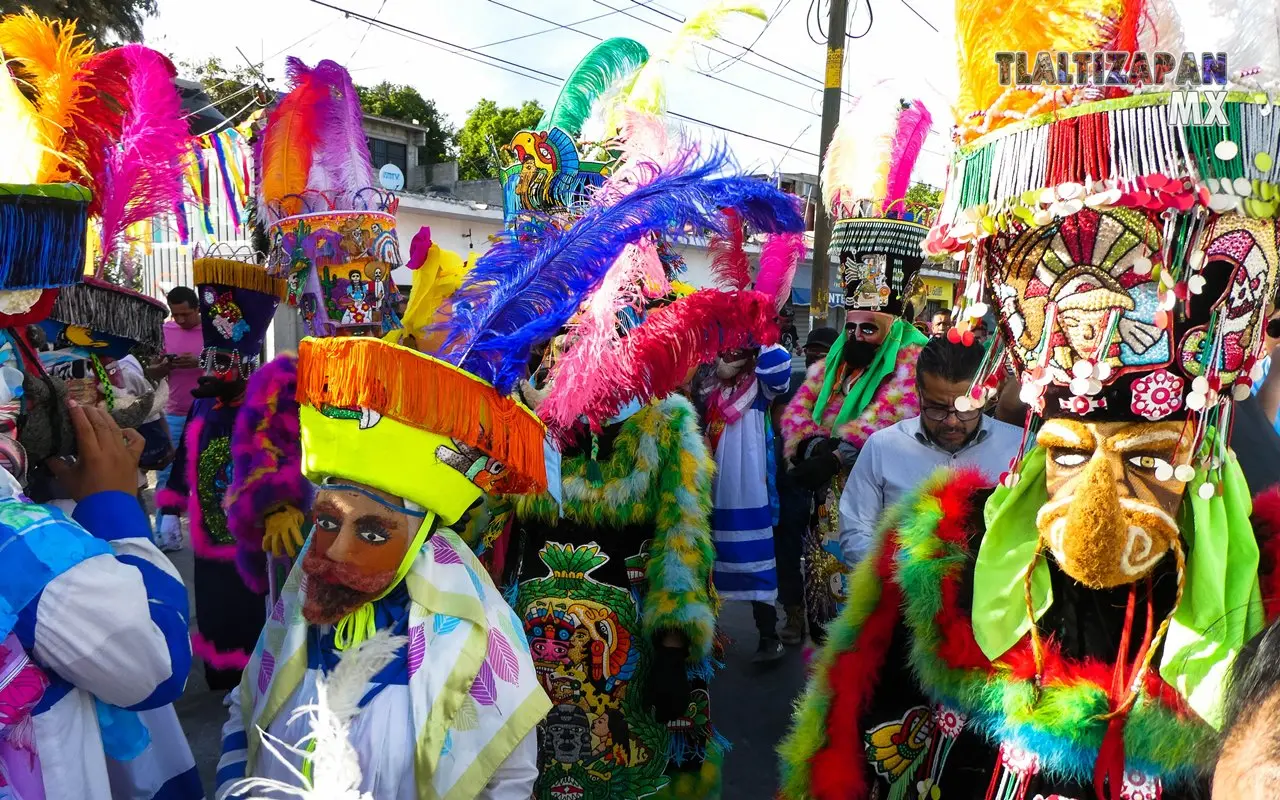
[513,396,718,660]
[894,472,1217,785]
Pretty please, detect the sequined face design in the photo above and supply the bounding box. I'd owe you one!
[301,482,421,624]
[1035,420,1190,588]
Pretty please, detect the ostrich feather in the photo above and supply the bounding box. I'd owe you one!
[93,46,188,279]
[0,53,45,184]
[591,110,680,209]
[0,10,94,184]
[612,0,766,124]
[259,57,327,223]
[542,288,782,438]
[311,60,376,205]
[1173,0,1280,84]
[61,47,134,212]
[954,0,1115,128]
[1136,0,1184,61]
[882,99,932,216]
[821,91,901,217]
[540,38,649,137]
[435,146,804,394]
[754,233,805,311]
[226,629,405,800]
[538,240,659,431]
[707,209,750,291]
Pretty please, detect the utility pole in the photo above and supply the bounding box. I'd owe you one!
[810,0,851,325]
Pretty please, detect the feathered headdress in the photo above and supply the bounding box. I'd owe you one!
[538,37,649,139]
[435,145,805,394]
[824,92,932,220]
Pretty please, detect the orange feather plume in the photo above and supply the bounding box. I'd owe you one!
[0,10,95,182]
[258,57,327,221]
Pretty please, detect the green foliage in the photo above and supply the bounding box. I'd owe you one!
[455,98,545,181]
[355,82,455,166]
[181,56,262,120]
[904,181,943,210]
[21,0,156,45]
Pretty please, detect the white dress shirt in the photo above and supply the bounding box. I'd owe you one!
[837,414,1024,566]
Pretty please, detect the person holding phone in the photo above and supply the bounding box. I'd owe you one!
[145,286,201,551]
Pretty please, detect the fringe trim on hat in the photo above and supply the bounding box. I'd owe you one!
[0,187,91,290]
[193,257,288,300]
[296,337,547,494]
[50,278,166,350]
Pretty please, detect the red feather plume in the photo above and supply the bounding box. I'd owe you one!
[706,208,750,291]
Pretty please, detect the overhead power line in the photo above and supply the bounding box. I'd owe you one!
[896,0,939,32]
[303,0,821,159]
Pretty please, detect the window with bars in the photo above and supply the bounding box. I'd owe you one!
[367,137,408,174]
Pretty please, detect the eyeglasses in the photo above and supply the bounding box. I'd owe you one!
[1268,317,1280,338]
[847,323,880,337]
[920,404,983,422]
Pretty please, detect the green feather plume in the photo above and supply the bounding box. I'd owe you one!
[538,37,649,137]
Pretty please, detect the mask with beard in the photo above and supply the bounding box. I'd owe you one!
[1035,419,1190,589]
[301,546,398,625]
[842,339,880,370]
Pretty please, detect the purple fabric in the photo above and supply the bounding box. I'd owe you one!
[0,634,46,800]
[225,353,312,592]
[197,282,281,360]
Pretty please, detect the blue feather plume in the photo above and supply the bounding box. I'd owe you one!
[434,146,804,393]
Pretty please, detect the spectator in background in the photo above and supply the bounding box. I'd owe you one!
[1214,611,1280,798]
[145,286,202,551]
[770,327,838,646]
[838,337,1022,567]
[930,310,952,336]
[1253,299,1280,431]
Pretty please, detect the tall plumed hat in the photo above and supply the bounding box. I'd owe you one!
[193,246,287,381]
[822,92,935,317]
[258,58,401,337]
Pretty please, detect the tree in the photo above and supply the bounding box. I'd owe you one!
[454,98,546,181]
[904,182,943,211]
[356,82,455,166]
[182,56,263,120]
[20,0,156,46]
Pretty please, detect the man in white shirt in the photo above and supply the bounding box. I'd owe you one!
[838,337,1023,566]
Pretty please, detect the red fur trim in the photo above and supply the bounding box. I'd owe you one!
[1253,488,1280,621]
[191,631,250,671]
[933,469,996,670]
[810,539,902,800]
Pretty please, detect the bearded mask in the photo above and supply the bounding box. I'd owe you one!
[1035,419,1191,588]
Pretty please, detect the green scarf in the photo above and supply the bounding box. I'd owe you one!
[811,318,927,428]
[972,445,1262,728]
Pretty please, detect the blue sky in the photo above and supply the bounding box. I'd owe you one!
[145,0,956,185]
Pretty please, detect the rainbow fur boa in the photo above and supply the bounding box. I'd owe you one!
[778,470,1280,800]
[513,394,719,662]
[779,344,921,460]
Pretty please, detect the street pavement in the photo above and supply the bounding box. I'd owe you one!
[166,536,807,799]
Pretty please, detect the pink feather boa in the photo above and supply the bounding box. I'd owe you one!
[191,631,251,672]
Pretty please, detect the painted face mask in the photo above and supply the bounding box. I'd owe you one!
[1035,419,1191,588]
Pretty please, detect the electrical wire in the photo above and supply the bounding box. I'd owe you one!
[347,0,389,64]
[474,2,647,49]
[303,0,821,158]
[486,0,820,118]
[896,0,939,32]
[847,0,874,39]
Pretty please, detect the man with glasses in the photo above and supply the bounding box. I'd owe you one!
[836,337,1022,567]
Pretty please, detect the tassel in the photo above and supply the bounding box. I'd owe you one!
[193,256,287,299]
[50,278,167,350]
[0,186,92,290]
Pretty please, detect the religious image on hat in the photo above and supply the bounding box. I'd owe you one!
[256,58,402,338]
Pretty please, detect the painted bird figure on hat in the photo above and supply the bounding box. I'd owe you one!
[779,0,1280,794]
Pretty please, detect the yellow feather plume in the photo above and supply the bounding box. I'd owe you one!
[612,0,767,124]
[955,0,1118,139]
[383,243,476,351]
[0,10,94,183]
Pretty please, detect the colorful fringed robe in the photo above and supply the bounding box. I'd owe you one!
[501,395,724,800]
[777,472,1280,800]
[777,345,921,634]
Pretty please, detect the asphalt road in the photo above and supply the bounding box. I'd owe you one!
[166,536,808,799]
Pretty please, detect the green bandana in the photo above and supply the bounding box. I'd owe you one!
[811,317,927,428]
[972,445,1263,728]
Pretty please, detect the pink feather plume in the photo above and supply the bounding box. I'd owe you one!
[311,60,376,206]
[754,233,806,311]
[882,99,932,215]
[93,45,189,279]
[540,288,780,441]
[707,208,750,291]
[592,110,685,208]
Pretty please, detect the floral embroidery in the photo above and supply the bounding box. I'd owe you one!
[1130,369,1185,420]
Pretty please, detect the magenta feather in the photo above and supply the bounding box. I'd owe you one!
[538,240,659,430]
[707,208,750,291]
[881,99,932,215]
[310,60,376,206]
[754,233,806,311]
[93,45,189,279]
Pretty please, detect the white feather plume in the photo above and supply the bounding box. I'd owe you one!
[222,629,407,800]
[821,89,903,218]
